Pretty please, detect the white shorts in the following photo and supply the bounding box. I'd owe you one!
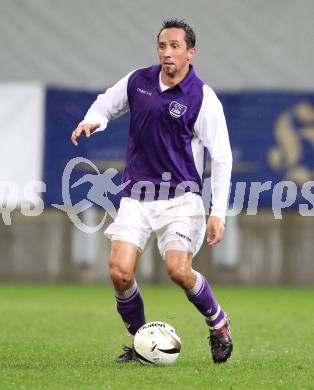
[104,192,206,258]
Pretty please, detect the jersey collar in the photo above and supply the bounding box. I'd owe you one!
[149,64,196,94]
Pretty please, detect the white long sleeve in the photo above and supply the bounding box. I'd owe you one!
[80,71,135,132]
[194,85,232,222]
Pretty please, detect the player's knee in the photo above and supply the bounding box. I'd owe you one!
[109,265,133,289]
[167,265,188,286]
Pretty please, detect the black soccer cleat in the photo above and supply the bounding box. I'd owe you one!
[208,318,233,364]
[115,345,137,363]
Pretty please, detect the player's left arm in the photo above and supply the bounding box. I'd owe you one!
[194,85,232,245]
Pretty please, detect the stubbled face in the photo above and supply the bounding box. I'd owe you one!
[157,28,195,79]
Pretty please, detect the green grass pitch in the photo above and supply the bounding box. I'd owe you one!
[0,284,313,389]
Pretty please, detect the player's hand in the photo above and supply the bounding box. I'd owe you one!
[206,216,225,246]
[71,123,101,146]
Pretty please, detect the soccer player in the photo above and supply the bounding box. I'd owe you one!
[71,19,233,364]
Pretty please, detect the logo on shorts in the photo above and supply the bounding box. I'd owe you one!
[169,101,187,118]
[176,231,191,242]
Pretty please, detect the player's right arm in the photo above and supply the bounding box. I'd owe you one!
[71,123,101,146]
[71,71,135,146]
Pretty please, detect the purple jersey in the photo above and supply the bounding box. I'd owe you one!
[81,64,232,220]
[123,65,204,200]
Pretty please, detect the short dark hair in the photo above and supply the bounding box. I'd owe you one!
[157,19,196,49]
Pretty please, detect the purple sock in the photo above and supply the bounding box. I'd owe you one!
[115,280,146,335]
[185,271,226,330]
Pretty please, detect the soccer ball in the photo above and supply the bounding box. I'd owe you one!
[133,321,181,365]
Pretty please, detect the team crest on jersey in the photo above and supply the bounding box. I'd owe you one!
[169,101,187,118]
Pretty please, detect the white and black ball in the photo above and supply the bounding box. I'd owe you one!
[133,321,181,365]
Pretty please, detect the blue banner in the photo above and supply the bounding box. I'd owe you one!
[43,88,314,211]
